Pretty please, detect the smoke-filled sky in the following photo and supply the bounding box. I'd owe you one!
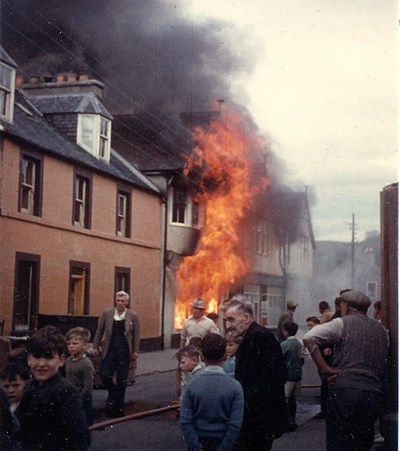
[1,0,397,242]
[190,0,398,242]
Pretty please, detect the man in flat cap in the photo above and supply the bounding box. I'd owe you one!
[303,290,388,451]
[180,298,220,347]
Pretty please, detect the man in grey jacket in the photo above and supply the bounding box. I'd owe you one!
[303,290,388,451]
[92,291,140,417]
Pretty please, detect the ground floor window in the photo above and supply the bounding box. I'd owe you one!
[69,261,90,315]
[13,252,40,334]
[115,267,131,304]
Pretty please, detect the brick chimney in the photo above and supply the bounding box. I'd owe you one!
[20,72,105,98]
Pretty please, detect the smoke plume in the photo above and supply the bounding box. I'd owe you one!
[1,0,255,116]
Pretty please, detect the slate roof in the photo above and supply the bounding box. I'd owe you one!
[112,114,191,172]
[28,92,113,120]
[0,90,159,194]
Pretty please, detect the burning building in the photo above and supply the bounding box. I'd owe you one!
[0,0,315,348]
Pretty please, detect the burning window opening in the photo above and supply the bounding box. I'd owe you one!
[175,107,269,330]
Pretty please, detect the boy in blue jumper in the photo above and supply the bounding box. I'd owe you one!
[180,333,244,451]
[280,321,304,432]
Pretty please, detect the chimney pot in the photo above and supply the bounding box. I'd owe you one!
[67,73,78,82]
[16,74,25,88]
[79,73,89,81]
[56,73,65,83]
[30,75,40,84]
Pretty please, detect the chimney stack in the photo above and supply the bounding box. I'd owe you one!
[20,73,105,98]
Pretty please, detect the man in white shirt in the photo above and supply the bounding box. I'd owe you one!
[92,291,140,417]
[180,298,220,347]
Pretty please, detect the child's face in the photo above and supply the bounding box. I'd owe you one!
[226,340,239,358]
[180,355,199,373]
[67,336,87,358]
[28,352,65,383]
[2,376,27,404]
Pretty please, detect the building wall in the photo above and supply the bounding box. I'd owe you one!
[285,216,314,322]
[0,138,163,340]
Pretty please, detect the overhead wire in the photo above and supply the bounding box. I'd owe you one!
[1,1,196,152]
[0,1,209,187]
[3,0,193,144]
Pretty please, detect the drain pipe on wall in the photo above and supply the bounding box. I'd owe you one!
[160,175,174,350]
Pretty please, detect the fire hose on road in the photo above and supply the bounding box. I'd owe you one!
[89,402,180,431]
[89,384,321,431]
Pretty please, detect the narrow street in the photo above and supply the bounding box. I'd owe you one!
[90,355,323,450]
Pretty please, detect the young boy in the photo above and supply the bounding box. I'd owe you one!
[222,332,242,378]
[177,345,205,403]
[180,333,244,451]
[280,321,304,432]
[18,325,91,451]
[65,327,95,425]
[0,363,30,420]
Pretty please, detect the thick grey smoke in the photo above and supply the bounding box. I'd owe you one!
[0,0,255,116]
[1,0,308,243]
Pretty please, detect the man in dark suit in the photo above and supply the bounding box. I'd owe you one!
[92,291,140,417]
[224,299,288,451]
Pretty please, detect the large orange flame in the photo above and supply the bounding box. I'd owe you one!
[175,108,269,329]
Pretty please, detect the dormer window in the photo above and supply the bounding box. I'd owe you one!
[77,113,111,162]
[0,61,15,122]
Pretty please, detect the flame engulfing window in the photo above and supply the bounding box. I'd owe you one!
[172,187,187,224]
[19,152,42,216]
[170,186,201,227]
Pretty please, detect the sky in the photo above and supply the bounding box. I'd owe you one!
[1,0,397,243]
[189,0,398,242]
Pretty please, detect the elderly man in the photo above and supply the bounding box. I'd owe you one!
[92,291,140,417]
[224,299,288,450]
[180,298,219,347]
[303,290,388,451]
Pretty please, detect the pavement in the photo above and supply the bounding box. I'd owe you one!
[93,348,390,451]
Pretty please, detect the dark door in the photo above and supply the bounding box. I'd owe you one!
[13,253,40,334]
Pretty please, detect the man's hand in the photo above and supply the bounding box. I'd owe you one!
[132,352,139,361]
[319,365,340,384]
[91,348,100,357]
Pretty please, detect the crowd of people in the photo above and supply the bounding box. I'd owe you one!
[177,291,389,451]
[0,290,140,450]
[0,289,390,451]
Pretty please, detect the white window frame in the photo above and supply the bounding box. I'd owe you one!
[77,114,111,162]
[74,175,90,227]
[169,186,201,227]
[0,61,15,122]
[20,158,37,214]
[117,192,128,237]
[171,186,188,225]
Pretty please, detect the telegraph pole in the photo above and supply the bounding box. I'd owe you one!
[351,214,356,288]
